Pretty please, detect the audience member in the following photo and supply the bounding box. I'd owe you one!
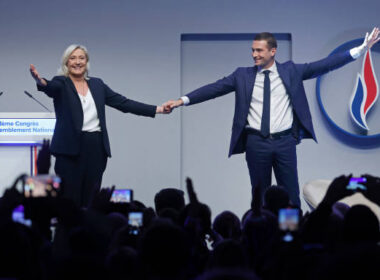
[212,211,241,241]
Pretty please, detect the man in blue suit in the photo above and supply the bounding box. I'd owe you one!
[165,28,380,207]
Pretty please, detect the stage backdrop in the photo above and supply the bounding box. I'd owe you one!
[1,0,380,217]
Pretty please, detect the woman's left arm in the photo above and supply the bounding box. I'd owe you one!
[103,81,157,117]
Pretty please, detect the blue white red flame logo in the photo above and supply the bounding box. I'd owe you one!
[349,50,379,130]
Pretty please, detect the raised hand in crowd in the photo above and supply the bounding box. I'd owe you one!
[301,174,353,244]
[0,174,25,218]
[37,139,51,175]
[89,185,115,213]
[361,174,380,206]
[251,183,262,218]
[183,177,213,241]
[320,174,352,207]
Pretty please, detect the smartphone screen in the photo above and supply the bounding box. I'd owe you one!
[12,205,32,227]
[347,177,367,191]
[24,175,61,197]
[110,189,133,203]
[128,212,143,235]
[278,208,299,232]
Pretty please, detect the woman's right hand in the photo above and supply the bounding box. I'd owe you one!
[30,64,47,86]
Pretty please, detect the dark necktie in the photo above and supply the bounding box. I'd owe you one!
[261,70,271,137]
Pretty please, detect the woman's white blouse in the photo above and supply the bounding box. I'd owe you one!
[79,88,101,132]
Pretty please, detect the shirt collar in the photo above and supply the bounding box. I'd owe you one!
[258,62,278,75]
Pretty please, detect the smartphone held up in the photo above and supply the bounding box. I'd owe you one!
[346,177,367,192]
[278,208,300,242]
[24,175,61,198]
[110,189,133,203]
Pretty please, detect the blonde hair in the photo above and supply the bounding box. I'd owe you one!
[58,44,90,79]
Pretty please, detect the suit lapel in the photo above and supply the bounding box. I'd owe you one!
[65,77,84,132]
[276,62,292,97]
[66,77,80,98]
[245,66,257,104]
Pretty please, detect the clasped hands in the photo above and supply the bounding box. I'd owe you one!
[156,99,184,114]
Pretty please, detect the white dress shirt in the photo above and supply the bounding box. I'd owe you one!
[79,89,101,132]
[248,63,293,133]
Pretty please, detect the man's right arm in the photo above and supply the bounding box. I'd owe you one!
[165,69,238,111]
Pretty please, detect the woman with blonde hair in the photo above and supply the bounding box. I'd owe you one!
[30,44,168,207]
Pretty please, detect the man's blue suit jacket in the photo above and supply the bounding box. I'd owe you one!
[38,76,156,157]
[186,51,355,157]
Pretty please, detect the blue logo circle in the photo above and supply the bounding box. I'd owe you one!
[316,38,380,148]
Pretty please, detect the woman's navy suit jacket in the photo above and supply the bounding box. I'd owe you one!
[38,76,156,157]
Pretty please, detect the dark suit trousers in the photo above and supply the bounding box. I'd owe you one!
[54,131,107,208]
[245,132,300,207]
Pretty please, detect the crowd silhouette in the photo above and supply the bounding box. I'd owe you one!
[0,142,380,280]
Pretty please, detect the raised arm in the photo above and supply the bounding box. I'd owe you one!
[350,27,380,58]
[30,64,64,98]
[30,64,47,86]
[301,27,380,80]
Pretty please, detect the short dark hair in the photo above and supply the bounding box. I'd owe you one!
[154,188,185,213]
[254,32,277,49]
[263,185,289,215]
